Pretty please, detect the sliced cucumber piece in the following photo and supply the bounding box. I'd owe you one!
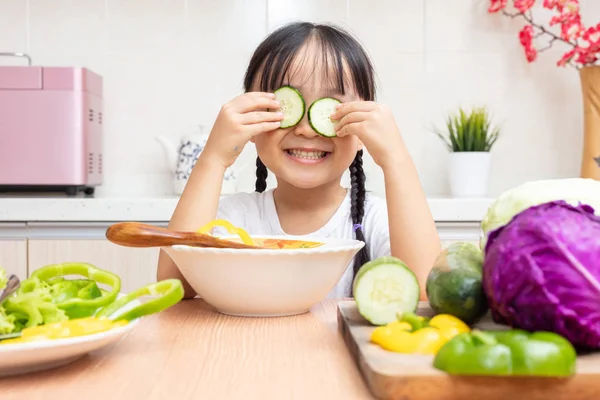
[353,256,420,326]
[274,86,305,128]
[308,97,341,137]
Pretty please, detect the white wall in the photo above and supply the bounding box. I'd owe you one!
[0,0,595,198]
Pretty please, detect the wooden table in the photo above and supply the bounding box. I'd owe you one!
[0,299,375,399]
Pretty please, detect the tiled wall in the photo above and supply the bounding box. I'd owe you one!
[0,0,597,198]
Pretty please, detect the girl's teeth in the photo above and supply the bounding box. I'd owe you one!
[287,149,327,160]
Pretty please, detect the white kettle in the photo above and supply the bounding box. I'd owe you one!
[155,125,238,195]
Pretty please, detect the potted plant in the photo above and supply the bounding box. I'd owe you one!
[433,107,501,198]
[488,0,600,180]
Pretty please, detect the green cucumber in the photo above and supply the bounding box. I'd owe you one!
[353,256,420,326]
[274,86,305,128]
[308,97,341,137]
[425,242,488,325]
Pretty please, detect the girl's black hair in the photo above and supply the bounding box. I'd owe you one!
[244,22,375,292]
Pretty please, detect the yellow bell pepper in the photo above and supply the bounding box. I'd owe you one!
[1,317,128,344]
[370,312,470,355]
[197,219,254,246]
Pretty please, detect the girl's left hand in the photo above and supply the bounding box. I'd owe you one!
[331,101,406,170]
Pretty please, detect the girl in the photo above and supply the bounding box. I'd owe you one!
[157,22,441,300]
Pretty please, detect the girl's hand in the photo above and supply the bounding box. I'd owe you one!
[332,101,406,170]
[202,92,283,168]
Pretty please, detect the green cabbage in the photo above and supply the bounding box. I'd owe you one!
[480,178,600,249]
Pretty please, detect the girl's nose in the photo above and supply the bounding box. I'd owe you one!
[292,115,318,138]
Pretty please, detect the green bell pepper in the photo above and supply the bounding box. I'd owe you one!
[95,279,184,322]
[433,329,577,377]
[30,262,121,319]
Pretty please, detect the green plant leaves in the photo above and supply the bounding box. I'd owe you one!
[432,107,500,152]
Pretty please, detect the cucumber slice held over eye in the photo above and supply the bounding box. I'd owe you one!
[274,86,305,128]
[308,97,341,138]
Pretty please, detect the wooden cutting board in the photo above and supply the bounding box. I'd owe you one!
[337,300,600,400]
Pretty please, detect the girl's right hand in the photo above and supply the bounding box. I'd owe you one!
[202,92,283,168]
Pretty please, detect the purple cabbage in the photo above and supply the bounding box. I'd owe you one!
[483,200,600,349]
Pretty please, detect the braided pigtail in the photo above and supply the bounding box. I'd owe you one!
[255,157,268,193]
[350,150,370,289]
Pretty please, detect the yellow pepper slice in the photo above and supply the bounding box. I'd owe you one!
[1,317,128,344]
[197,219,254,246]
[429,314,470,341]
[370,312,470,355]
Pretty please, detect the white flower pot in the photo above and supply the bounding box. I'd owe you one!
[449,152,491,198]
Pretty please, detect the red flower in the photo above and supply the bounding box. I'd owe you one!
[550,4,580,26]
[561,14,583,40]
[525,47,538,62]
[575,46,598,64]
[488,0,508,13]
[519,25,538,62]
[547,0,579,17]
[582,24,600,44]
[557,49,576,66]
[577,24,600,63]
[519,24,534,46]
[514,0,535,13]
[543,0,559,9]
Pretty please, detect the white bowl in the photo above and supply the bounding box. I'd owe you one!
[162,235,364,317]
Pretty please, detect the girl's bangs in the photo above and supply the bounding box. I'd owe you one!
[256,37,353,96]
[245,24,375,101]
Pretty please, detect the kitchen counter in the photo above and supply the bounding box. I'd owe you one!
[0,299,376,400]
[0,195,488,292]
[0,195,494,222]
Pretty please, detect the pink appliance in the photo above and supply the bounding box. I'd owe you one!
[0,52,103,196]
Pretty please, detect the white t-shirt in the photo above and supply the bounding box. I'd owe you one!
[215,189,392,298]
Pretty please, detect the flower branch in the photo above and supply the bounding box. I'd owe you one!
[488,0,600,69]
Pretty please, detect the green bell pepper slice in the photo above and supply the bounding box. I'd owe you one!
[30,262,121,319]
[47,278,103,303]
[95,279,184,322]
[433,329,577,377]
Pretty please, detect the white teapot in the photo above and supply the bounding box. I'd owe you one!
[154,125,227,195]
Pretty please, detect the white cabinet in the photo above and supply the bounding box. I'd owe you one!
[0,240,27,278]
[27,240,159,293]
[436,221,482,249]
[26,222,168,292]
[0,223,28,278]
[0,220,484,292]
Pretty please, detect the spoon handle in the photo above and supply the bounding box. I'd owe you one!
[105,222,257,249]
[0,275,20,303]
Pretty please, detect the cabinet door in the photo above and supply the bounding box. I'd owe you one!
[0,240,27,278]
[28,240,159,293]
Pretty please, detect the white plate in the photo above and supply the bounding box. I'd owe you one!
[0,295,142,377]
[0,318,139,377]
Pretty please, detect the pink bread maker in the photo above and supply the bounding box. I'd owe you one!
[0,52,103,196]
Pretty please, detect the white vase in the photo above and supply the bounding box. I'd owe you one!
[449,152,491,198]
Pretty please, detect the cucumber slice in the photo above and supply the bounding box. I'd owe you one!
[353,256,420,326]
[308,97,341,137]
[274,86,305,128]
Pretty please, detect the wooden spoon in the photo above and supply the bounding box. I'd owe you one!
[105,222,260,250]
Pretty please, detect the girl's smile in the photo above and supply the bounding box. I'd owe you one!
[284,148,332,164]
[282,136,334,165]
